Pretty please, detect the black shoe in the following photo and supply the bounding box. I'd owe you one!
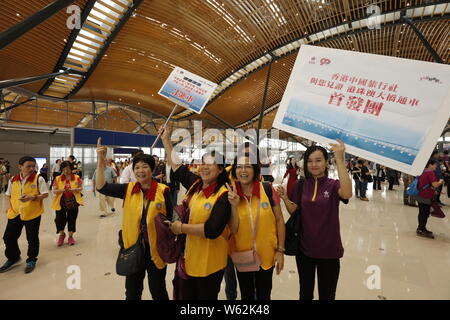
[25,261,36,274]
[0,258,21,273]
[416,229,434,239]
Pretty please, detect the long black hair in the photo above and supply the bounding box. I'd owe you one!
[303,145,329,179]
[286,156,299,170]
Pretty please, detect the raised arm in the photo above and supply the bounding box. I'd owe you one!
[95,137,107,190]
[330,139,352,199]
[159,125,182,172]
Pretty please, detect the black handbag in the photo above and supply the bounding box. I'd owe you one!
[116,231,146,276]
[285,178,304,256]
[116,198,151,276]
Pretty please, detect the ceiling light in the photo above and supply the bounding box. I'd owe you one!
[16,13,20,17]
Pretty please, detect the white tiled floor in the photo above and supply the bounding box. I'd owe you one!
[0,179,449,300]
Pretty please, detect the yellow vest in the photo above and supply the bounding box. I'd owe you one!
[8,173,44,221]
[122,181,169,269]
[51,175,84,210]
[233,182,278,270]
[185,183,230,277]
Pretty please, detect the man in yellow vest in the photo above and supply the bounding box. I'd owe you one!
[0,156,49,274]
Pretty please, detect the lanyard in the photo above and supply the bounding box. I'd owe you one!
[244,184,261,251]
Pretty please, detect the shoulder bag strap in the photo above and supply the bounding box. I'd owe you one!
[140,198,152,234]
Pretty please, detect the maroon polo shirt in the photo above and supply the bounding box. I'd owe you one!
[291,176,348,259]
[418,170,437,199]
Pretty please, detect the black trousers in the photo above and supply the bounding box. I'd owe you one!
[236,267,274,300]
[295,251,340,300]
[388,177,395,190]
[181,269,224,300]
[125,243,169,300]
[3,215,41,263]
[375,177,382,190]
[418,202,431,231]
[372,176,377,190]
[55,208,79,233]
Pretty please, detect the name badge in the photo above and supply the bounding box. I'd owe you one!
[30,184,36,189]
[204,203,212,210]
[261,202,269,209]
[155,203,162,210]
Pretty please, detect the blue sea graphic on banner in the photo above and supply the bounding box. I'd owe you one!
[282,98,423,165]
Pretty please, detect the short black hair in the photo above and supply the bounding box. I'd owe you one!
[303,145,329,179]
[431,150,439,157]
[357,159,364,165]
[426,159,437,167]
[19,156,36,165]
[132,154,155,171]
[444,150,449,155]
[187,150,229,196]
[232,152,261,181]
[60,161,72,171]
[132,149,143,157]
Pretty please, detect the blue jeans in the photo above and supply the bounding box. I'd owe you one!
[224,257,237,300]
[360,181,368,198]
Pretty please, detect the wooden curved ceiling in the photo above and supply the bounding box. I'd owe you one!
[1,0,449,134]
[0,0,89,92]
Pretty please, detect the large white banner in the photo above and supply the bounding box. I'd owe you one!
[273,45,450,175]
[158,67,218,114]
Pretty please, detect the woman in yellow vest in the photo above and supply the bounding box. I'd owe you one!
[51,161,83,246]
[160,126,231,300]
[95,138,171,300]
[226,153,285,300]
[0,156,49,274]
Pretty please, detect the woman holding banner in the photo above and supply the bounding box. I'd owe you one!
[160,125,231,300]
[277,140,352,300]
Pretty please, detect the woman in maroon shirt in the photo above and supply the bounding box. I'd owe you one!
[416,159,444,239]
[277,140,352,300]
[282,157,299,201]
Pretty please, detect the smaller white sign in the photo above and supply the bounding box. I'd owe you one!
[158,67,218,114]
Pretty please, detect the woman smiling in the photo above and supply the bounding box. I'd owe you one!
[226,152,285,300]
[160,125,231,300]
[95,138,172,301]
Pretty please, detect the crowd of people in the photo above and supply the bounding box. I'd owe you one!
[0,135,447,299]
